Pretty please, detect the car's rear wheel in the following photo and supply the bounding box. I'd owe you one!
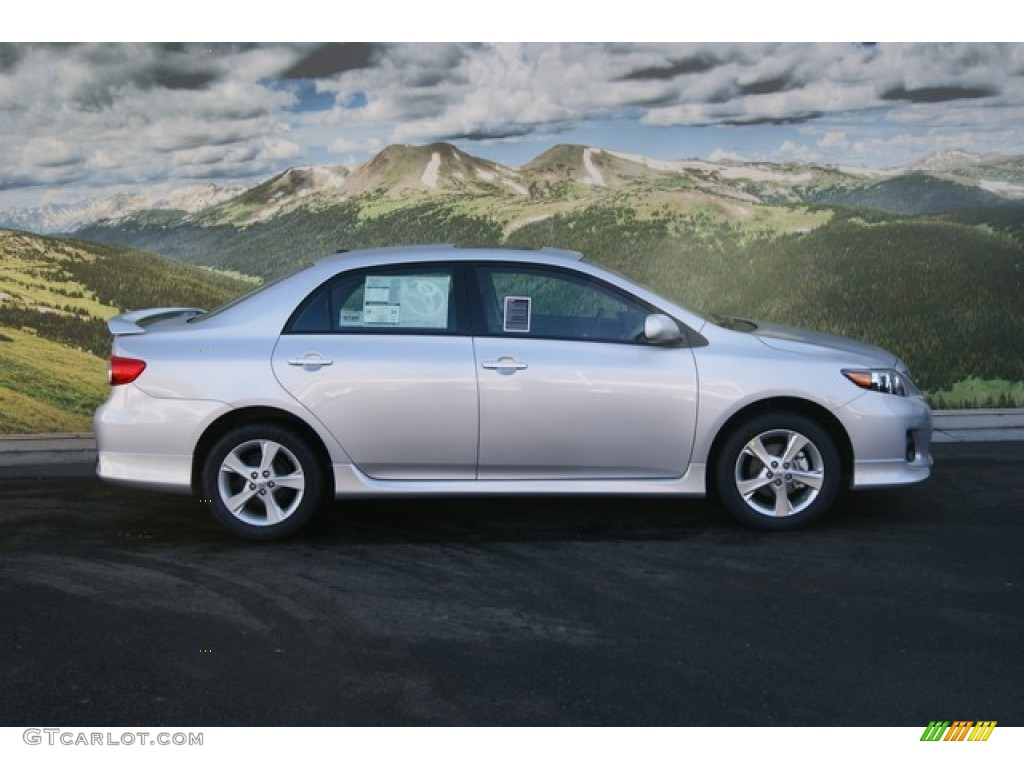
[201,423,325,540]
[715,412,841,530]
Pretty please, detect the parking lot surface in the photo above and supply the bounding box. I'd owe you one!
[1,443,1021,726]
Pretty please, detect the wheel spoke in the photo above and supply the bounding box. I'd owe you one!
[225,486,259,514]
[781,432,810,464]
[737,474,774,498]
[790,469,824,489]
[273,470,304,491]
[262,491,287,524]
[222,451,253,479]
[772,484,795,516]
[259,440,282,474]
[744,436,775,467]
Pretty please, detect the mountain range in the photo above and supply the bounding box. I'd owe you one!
[0,182,246,235]
[5,144,1024,238]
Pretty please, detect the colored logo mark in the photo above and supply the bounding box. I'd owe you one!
[920,721,997,741]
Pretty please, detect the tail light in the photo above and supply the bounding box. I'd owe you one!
[108,356,147,386]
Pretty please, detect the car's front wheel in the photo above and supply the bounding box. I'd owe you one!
[715,412,841,530]
[201,423,326,540]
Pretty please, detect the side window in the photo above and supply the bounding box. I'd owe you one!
[475,265,651,343]
[287,265,457,334]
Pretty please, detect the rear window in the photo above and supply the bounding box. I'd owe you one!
[187,272,292,323]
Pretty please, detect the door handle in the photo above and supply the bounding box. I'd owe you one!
[482,357,528,373]
[288,354,334,368]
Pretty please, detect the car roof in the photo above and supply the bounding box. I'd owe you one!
[313,244,586,267]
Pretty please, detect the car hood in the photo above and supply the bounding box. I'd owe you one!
[749,320,901,367]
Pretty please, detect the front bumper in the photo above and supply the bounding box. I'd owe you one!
[838,392,933,489]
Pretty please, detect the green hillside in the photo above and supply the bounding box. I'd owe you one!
[804,173,1011,215]
[505,206,1024,393]
[0,326,107,433]
[0,229,253,432]
[78,198,510,278]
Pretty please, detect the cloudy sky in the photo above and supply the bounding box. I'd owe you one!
[2,41,1023,209]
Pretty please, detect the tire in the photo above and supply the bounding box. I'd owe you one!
[201,423,326,540]
[714,412,841,530]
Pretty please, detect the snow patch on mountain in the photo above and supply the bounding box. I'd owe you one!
[908,149,990,172]
[582,148,606,186]
[421,152,442,188]
[837,165,898,178]
[605,149,723,173]
[502,178,529,195]
[717,166,814,184]
[155,182,247,211]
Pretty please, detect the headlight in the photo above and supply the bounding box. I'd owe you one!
[842,368,909,396]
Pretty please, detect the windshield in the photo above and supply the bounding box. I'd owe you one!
[581,257,717,325]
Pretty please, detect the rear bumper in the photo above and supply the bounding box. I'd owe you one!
[96,452,194,494]
[94,385,224,494]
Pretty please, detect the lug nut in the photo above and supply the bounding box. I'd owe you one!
[263,471,270,478]
[249,483,256,490]
[251,472,258,479]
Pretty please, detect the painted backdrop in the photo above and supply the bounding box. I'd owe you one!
[0,43,1022,431]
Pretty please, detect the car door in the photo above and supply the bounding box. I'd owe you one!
[272,262,478,480]
[471,263,699,480]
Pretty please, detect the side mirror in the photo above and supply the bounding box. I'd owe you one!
[644,313,682,345]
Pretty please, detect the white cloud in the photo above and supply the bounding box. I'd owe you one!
[773,140,825,163]
[2,42,1024,208]
[0,43,308,199]
[819,131,847,148]
[21,137,84,169]
[328,136,383,155]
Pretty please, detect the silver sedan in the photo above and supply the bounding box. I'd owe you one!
[94,245,933,539]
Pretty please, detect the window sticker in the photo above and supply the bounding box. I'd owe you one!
[362,275,450,328]
[503,296,531,333]
[338,310,363,326]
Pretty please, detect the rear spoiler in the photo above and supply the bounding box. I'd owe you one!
[107,307,206,336]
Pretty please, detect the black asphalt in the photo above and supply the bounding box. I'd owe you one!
[1,443,1021,726]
